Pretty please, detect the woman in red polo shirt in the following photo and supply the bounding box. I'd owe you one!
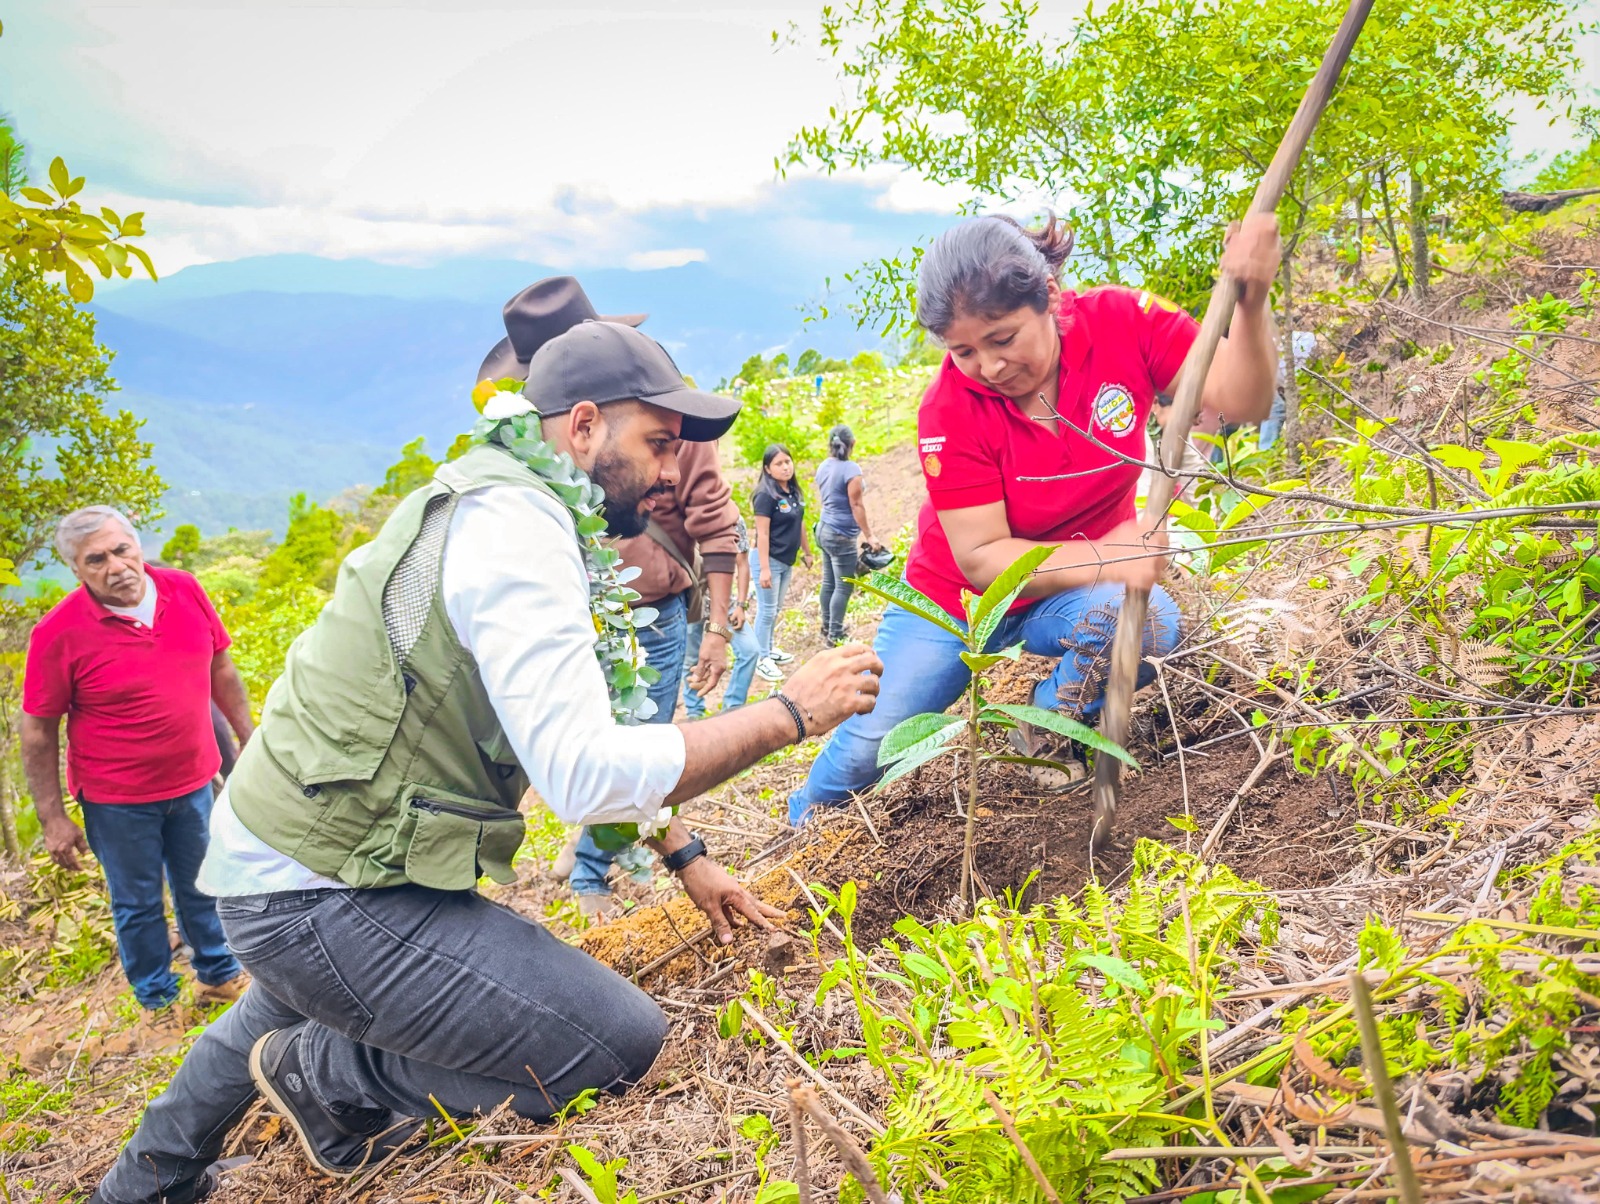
[789,212,1280,825]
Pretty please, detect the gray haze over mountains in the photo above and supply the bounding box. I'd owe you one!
[92,183,949,538]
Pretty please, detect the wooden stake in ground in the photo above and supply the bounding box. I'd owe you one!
[1090,0,1378,854]
[1349,972,1425,1204]
[788,1080,893,1204]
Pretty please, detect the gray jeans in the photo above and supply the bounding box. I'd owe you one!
[816,522,861,642]
[94,886,667,1203]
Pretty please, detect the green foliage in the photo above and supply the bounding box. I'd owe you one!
[0,113,26,199]
[259,494,343,592]
[376,436,439,499]
[159,524,202,569]
[785,0,1585,322]
[0,92,155,300]
[729,359,928,477]
[786,843,1275,1202]
[0,263,165,572]
[0,1065,72,1152]
[863,547,1137,788]
[216,582,329,706]
[564,1142,641,1204]
[858,547,1136,901]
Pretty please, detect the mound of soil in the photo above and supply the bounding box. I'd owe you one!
[586,730,1353,980]
[843,736,1347,941]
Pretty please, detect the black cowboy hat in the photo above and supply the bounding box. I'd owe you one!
[477,276,647,384]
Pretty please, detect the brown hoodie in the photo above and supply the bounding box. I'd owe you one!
[613,438,739,605]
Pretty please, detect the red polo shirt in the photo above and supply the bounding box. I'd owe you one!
[23,567,231,804]
[906,286,1198,620]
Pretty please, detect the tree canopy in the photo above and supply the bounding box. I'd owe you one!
[786,0,1588,322]
[0,263,165,572]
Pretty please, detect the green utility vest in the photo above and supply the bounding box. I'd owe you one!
[228,444,562,890]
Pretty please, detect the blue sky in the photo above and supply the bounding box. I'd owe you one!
[2,0,971,293]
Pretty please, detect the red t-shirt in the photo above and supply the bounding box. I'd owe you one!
[906,286,1199,620]
[23,567,231,804]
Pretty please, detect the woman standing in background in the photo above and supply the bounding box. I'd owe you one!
[750,444,810,681]
[813,425,883,646]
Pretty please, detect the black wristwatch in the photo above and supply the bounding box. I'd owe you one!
[661,834,708,874]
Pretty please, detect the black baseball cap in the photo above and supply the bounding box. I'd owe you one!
[525,321,741,442]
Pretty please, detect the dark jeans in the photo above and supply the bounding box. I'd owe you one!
[93,885,667,1204]
[816,521,861,642]
[571,589,687,896]
[80,785,241,1008]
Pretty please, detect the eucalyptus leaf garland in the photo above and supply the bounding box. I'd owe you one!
[470,381,671,851]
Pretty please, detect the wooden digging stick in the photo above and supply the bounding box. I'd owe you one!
[1090,0,1377,854]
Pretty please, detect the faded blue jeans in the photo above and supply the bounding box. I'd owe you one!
[80,784,242,1008]
[571,590,687,897]
[752,548,794,658]
[787,581,1182,826]
[682,617,761,719]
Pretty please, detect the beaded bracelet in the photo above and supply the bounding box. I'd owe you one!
[773,692,807,744]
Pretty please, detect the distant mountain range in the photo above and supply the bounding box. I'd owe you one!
[91,254,902,538]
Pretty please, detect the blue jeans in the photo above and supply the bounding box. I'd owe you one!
[1258,390,1288,449]
[571,591,688,897]
[787,582,1182,826]
[816,522,860,642]
[79,784,242,1008]
[682,617,761,719]
[752,549,794,658]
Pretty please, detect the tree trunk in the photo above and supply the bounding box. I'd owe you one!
[1377,165,1408,292]
[0,754,21,864]
[1408,169,1431,301]
[1099,205,1121,284]
[1279,256,1302,468]
[1353,192,1363,278]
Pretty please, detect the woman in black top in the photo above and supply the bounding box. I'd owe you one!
[749,444,811,679]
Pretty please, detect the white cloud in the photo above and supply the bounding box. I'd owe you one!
[624,248,708,271]
[3,2,850,228]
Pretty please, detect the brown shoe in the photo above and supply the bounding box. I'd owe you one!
[197,973,251,1005]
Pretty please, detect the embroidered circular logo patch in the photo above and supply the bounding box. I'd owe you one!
[923,452,942,478]
[1092,384,1137,435]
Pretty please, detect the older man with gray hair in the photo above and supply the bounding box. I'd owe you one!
[22,506,253,1010]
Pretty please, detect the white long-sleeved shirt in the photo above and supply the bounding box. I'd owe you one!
[197,485,686,896]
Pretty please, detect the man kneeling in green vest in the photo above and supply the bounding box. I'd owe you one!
[90,321,884,1204]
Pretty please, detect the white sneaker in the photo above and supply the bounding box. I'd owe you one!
[770,648,795,664]
[755,656,785,682]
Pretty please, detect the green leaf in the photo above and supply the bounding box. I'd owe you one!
[63,258,94,303]
[1167,813,1198,832]
[1071,952,1150,995]
[125,242,158,282]
[48,155,70,195]
[755,1184,800,1204]
[737,1113,775,1141]
[900,951,949,982]
[878,712,964,765]
[987,976,1031,1011]
[988,704,1138,767]
[1485,437,1545,490]
[853,570,965,638]
[876,739,959,788]
[959,643,1023,672]
[969,544,1057,647]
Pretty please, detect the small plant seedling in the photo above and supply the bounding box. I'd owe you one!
[854,545,1137,902]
